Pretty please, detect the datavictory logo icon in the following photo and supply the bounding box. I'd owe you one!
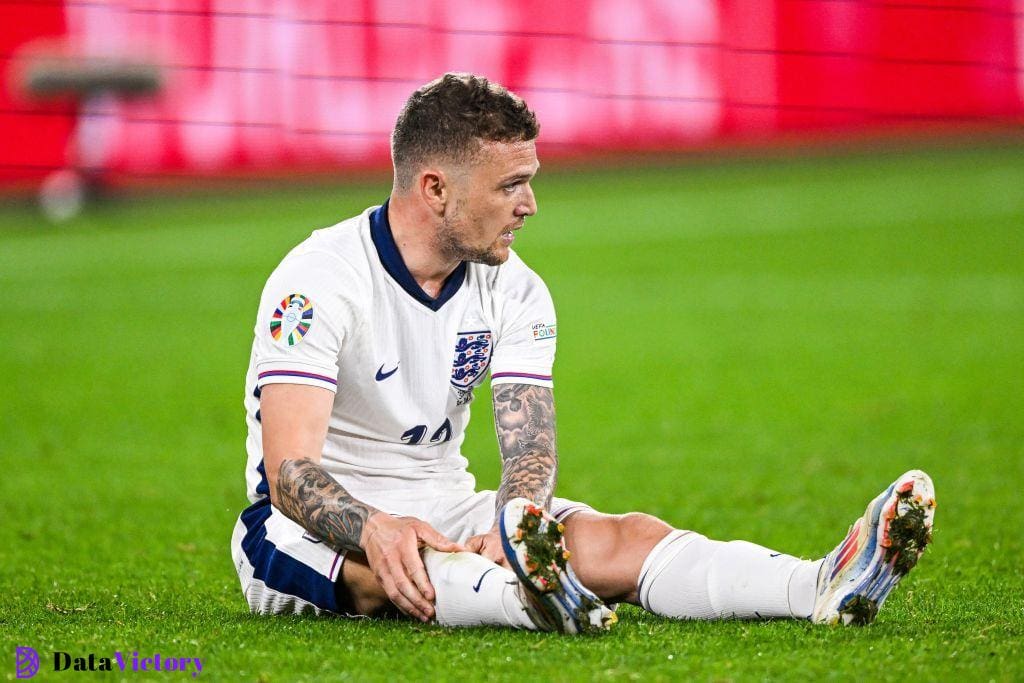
[15,646,40,679]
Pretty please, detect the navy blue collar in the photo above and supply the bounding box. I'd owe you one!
[370,201,467,312]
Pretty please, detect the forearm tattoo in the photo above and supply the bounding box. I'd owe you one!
[274,458,377,552]
[492,383,558,514]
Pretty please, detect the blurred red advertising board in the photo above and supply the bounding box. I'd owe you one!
[3,1,1022,187]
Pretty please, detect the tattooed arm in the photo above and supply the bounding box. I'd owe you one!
[491,383,558,512]
[273,457,379,552]
[260,383,374,550]
[465,383,558,565]
[260,383,462,620]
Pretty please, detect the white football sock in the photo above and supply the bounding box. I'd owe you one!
[422,549,536,629]
[637,530,822,620]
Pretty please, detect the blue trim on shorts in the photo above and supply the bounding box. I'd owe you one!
[255,460,269,498]
[239,498,339,612]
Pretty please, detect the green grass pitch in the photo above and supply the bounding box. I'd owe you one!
[1,144,1022,681]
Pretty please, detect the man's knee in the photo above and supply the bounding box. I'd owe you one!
[568,511,672,553]
[561,510,673,603]
[614,512,674,547]
[565,510,672,565]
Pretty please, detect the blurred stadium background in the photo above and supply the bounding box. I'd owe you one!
[2,2,1023,681]
[3,0,1024,198]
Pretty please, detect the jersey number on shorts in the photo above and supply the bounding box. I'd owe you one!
[401,418,453,445]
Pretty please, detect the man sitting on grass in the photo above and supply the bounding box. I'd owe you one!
[230,73,935,631]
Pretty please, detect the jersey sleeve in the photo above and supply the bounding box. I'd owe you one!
[251,250,358,393]
[489,257,557,388]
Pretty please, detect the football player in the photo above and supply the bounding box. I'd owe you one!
[231,73,935,631]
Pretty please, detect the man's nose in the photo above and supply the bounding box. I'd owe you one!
[516,184,537,217]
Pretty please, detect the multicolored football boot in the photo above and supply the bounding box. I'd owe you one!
[812,469,936,625]
[499,498,617,634]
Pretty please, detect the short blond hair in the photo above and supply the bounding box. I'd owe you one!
[391,73,539,189]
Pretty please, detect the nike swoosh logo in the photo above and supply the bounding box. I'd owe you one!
[375,363,399,381]
[769,553,782,558]
[472,567,496,593]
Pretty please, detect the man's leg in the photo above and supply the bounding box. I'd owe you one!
[561,510,820,620]
[549,469,935,625]
[307,502,813,625]
[559,511,672,604]
[232,493,537,627]
[339,552,392,616]
[419,549,541,629]
[393,491,619,633]
[234,489,565,629]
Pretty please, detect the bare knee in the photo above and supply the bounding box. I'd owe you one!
[615,512,674,548]
[563,511,673,603]
[566,511,672,558]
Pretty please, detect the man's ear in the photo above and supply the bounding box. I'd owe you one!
[418,168,448,217]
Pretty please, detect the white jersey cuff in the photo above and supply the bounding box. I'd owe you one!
[489,370,554,388]
[256,364,338,392]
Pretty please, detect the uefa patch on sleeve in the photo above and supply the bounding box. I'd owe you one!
[270,293,314,346]
[531,321,556,341]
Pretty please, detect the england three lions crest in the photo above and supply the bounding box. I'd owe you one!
[451,330,492,389]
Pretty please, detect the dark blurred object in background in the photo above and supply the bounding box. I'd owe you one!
[20,48,161,220]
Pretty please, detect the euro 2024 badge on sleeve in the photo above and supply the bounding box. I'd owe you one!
[451,330,492,389]
[270,294,314,346]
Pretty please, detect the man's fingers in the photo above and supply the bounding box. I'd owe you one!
[486,545,508,567]
[393,576,432,621]
[378,571,424,621]
[416,524,465,553]
[389,551,434,619]
[398,532,435,603]
[402,551,435,605]
[482,539,508,567]
[464,531,509,567]
[465,535,484,553]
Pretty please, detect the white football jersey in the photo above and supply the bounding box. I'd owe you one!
[242,203,557,508]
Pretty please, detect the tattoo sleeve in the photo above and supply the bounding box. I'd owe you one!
[492,383,558,516]
[273,458,378,552]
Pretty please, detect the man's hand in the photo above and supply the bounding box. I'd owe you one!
[465,527,510,568]
[361,513,465,622]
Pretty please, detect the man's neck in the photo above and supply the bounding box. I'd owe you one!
[386,194,461,299]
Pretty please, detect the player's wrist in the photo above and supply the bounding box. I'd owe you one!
[360,509,391,548]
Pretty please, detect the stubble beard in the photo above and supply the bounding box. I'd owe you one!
[436,212,508,267]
